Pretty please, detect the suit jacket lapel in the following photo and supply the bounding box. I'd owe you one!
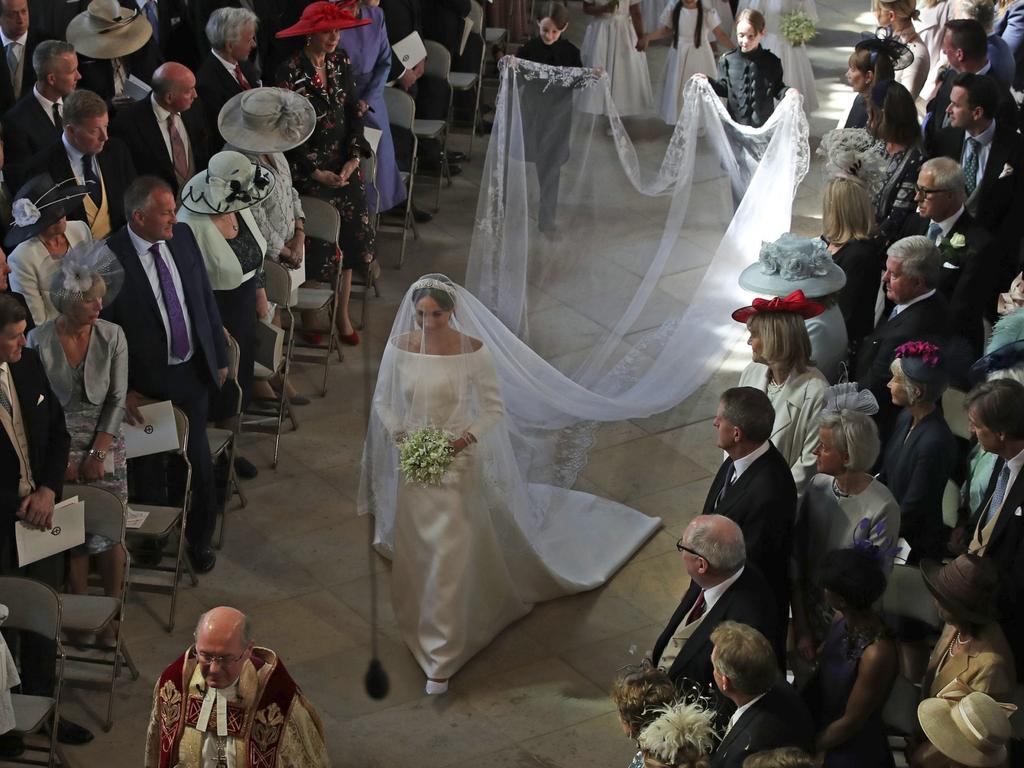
[111,229,165,327]
[670,583,735,677]
[989,473,1024,547]
[976,135,1011,205]
[139,105,175,179]
[10,358,36,441]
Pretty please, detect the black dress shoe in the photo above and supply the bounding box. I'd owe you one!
[412,206,433,223]
[57,718,94,745]
[447,164,462,177]
[0,732,24,757]
[233,456,258,480]
[447,150,467,163]
[189,546,217,574]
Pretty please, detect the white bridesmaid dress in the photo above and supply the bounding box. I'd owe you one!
[579,0,655,115]
[658,0,721,124]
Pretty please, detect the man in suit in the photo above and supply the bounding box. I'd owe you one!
[0,0,46,114]
[111,62,209,197]
[709,622,814,768]
[2,40,80,191]
[0,249,30,333]
[905,157,996,356]
[703,386,796,636]
[135,0,201,71]
[24,88,136,240]
[924,20,1016,157]
[855,236,950,440]
[191,0,281,76]
[964,379,1024,680]
[0,294,93,750]
[651,515,781,695]
[102,176,227,573]
[196,6,261,146]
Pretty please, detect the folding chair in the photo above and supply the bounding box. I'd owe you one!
[942,387,970,441]
[125,405,196,633]
[245,260,299,468]
[0,576,66,768]
[211,333,243,548]
[292,196,343,397]
[58,484,138,732]
[382,86,420,269]
[417,40,454,210]
[451,1,487,160]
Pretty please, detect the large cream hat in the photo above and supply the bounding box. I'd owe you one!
[66,0,153,60]
[918,681,1016,767]
[217,88,316,154]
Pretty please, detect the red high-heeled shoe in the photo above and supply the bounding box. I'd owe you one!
[339,330,360,346]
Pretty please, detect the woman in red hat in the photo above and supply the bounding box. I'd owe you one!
[733,289,830,494]
[275,1,375,346]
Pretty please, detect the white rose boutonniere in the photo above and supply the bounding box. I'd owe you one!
[948,233,967,249]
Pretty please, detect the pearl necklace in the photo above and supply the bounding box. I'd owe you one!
[947,631,970,657]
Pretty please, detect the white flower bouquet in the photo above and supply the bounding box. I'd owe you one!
[779,11,816,46]
[398,427,456,486]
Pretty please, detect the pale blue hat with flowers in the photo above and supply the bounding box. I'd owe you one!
[739,233,847,299]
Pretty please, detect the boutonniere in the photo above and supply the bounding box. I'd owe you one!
[999,163,1014,179]
[938,232,970,263]
[948,233,966,249]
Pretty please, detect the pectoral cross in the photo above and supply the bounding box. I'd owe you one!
[217,737,228,768]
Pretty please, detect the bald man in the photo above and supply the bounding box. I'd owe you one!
[111,62,211,196]
[145,606,330,768]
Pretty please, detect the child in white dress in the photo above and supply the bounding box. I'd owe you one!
[640,0,735,124]
[579,0,654,115]
[737,0,820,113]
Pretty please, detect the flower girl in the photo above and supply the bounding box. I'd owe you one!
[737,0,819,113]
[639,0,735,124]
[578,0,653,115]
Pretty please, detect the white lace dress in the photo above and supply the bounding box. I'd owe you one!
[737,0,820,114]
[659,1,721,124]
[383,346,660,680]
[579,0,654,115]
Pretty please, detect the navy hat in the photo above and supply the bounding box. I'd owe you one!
[894,340,947,387]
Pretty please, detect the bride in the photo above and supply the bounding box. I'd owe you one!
[359,274,661,694]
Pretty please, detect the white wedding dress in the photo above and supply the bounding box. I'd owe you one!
[579,0,654,115]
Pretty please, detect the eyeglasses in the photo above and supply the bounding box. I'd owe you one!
[914,184,951,197]
[192,645,247,666]
[676,539,705,560]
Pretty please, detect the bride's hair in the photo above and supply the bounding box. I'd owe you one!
[410,276,457,311]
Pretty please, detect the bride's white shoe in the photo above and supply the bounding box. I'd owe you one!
[425,679,449,695]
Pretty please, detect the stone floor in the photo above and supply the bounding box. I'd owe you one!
[37,0,874,764]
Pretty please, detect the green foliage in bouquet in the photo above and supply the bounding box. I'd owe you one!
[779,10,816,46]
[399,427,456,486]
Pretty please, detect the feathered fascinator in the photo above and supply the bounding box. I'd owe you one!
[823,382,879,415]
[818,128,887,196]
[637,701,718,765]
[969,309,1024,384]
[50,241,124,314]
[855,28,915,71]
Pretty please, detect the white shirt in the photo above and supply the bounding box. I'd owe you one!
[933,205,965,242]
[731,441,770,483]
[892,288,937,318]
[703,565,744,615]
[726,691,767,733]
[62,134,99,187]
[127,226,195,364]
[32,85,62,127]
[961,119,996,193]
[992,446,1024,518]
[212,49,245,81]
[0,29,27,63]
[151,94,192,167]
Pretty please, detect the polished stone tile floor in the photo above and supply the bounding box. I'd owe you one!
[46,1,865,762]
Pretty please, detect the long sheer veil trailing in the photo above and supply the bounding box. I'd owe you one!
[463,58,810,485]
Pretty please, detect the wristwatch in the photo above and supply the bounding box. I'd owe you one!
[87,448,107,462]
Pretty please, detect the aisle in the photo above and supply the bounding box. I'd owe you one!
[55,0,869,763]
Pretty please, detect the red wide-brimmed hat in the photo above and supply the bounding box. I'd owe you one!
[275,0,371,37]
[731,289,825,323]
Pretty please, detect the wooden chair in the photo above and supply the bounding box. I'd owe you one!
[125,405,196,632]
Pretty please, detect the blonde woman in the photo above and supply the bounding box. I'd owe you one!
[734,292,829,494]
[875,0,931,97]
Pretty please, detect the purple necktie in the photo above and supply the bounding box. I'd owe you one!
[149,243,190,359]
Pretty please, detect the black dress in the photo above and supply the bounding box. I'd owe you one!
[515,37,585,231]
[709,45,787,128]
[832,237,886,357]
[277,50,375,276]
[212,216,263,418]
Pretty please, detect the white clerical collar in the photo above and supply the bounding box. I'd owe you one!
[728,690,768,731]
[195,680,239,737]
[704,565,744,613]
[0,29,27,48]
[935,205,965,237]
[732,440,770,482]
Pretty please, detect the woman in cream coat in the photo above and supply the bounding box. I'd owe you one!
[734,290,829,495]
[6,174,93,325]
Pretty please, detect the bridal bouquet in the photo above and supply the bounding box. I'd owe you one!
[779,11,816,46]
[399,427,456,486]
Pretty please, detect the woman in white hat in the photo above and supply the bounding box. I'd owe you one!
[177,152,274,456]
[220,87,316,405]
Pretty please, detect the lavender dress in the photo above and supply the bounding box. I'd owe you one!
[340,5,407,214]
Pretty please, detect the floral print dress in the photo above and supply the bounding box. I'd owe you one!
[276,50,376,276]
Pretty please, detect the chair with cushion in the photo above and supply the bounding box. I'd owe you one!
[125,405,196,632]
[58,483,138,732]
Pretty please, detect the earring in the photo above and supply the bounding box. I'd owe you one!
[306,35,312,45]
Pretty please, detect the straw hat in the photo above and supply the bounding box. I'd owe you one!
[218,88,316,154]
[739,234,846,299]
[274,1,372,38]
[921,554,999,625]
[918,681,1016,767]
[66,0,153,60]
[180,151,276,215]
[5,175,89,250]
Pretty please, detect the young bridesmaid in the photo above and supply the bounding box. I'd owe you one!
[701,9,792,127]
[578,0,654,115]
[639,0,735,124]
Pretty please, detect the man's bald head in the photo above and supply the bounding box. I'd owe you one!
[194,606,253,688]
[196,606,250,646]
[684,514,746,574]
[152,62,197,113]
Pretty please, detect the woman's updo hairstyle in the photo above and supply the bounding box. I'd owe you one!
[612,662,678,739]
[410,276,457,312]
